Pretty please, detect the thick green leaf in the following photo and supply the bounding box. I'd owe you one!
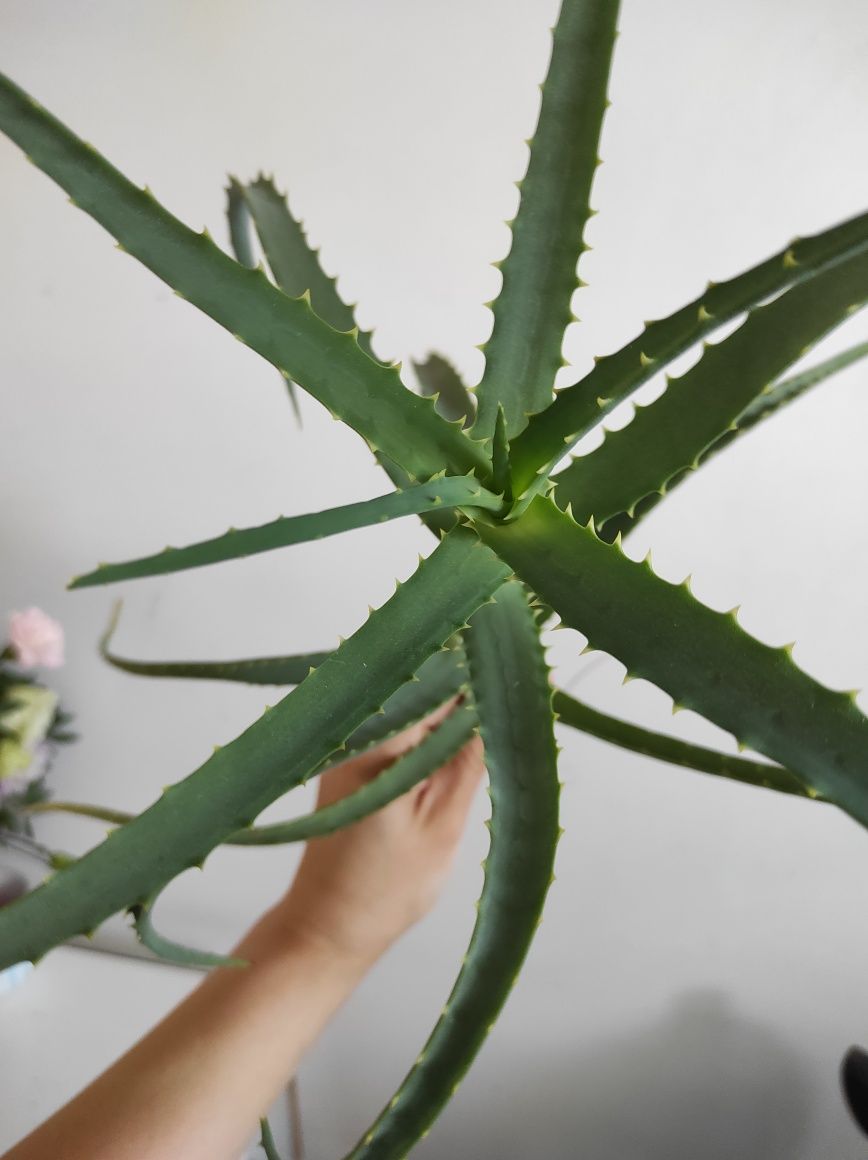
[333,647,468,759]
[231,701,478,846]
[130,896,245,969]
[479,497,868,825]
[472,0,620,440]
[348,582,559,1158]
[98,605,468,757]
[552,690,819,800]
[102,650,324,686]
[225,178,302,420]
[100,623,330,688]
[68,705,475,848]
[27,801,135,827]
[225,176,467,522]
[598,338,868,542]
[0,529,511,970]
[26,703,477,848]
[34,680,818,837]
[489,406,512,503]
[0,72,487,483]
[70,475,502,588]
[738,339,868,428]
[376,454,459,540]
[225,178,257,269]
[510,207,868,492]
[413,353,475,425]
[226,183,301,420]
[553,252,868,525]
[236,175,379,362]
[27,659,825,845]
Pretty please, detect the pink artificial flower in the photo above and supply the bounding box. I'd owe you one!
[8,607,65,669]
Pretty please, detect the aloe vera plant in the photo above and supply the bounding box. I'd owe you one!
[2,0,868,1154]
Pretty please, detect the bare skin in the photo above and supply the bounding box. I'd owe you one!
[3,702,484,1160]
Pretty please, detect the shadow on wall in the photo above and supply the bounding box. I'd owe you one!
[423,989,811,1159]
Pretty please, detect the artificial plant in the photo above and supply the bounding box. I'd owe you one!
[2,0,868,1155]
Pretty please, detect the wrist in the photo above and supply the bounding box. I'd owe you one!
[236,902,379,983]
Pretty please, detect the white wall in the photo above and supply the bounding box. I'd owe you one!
[2,1,868,1155]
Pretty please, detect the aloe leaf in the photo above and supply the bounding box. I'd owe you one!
[348,582,559,1158]
[0,73,487,484]
[100,609,330,687]
[259,1118,283,1160]
[27,802,133,827]
[101,651,327,687]
[99,604,469,759]
[0,529,511,970]
[598,338,868,542]
[376,454,459,540]
[34,664,477,842]
[472,0,620,440]
[552,690,819,800]
[738,339,868,427]
[37,681,815,838]
[234,175,379,362]
[27,701,477,848]
[130,896,246,969]
[333,647,468,758]
[552,252,868,525]
[478,497,868,825]
[232,701,478,846]
[69,475,502,588]
[226,178,257,270]
[413,353,475,425]
[509,207,868,492]
[489,406,512,504]
[225,178,302,421]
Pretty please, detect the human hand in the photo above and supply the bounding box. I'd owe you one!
[273,700,485,969]
[3,705,484,1160]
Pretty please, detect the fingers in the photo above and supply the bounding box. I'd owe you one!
[415,735,486,838]
[315,696,461,808]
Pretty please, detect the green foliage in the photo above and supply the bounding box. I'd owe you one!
[70,475,502,588]
[472,0,620,440]
[553,252,868,526]
[2,0,867,1154]
[348,582,560,1158]
[509,209,868,494]
[480,499,868,822]
[130,896,246,969]
[595,337,868,542]
[0,74,485,484]
[413,354,476,425]
[0,530,510,968]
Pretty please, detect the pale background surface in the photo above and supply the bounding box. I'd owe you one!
[2,0,868,1156]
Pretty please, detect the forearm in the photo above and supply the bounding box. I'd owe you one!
[3,907,370,1160]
